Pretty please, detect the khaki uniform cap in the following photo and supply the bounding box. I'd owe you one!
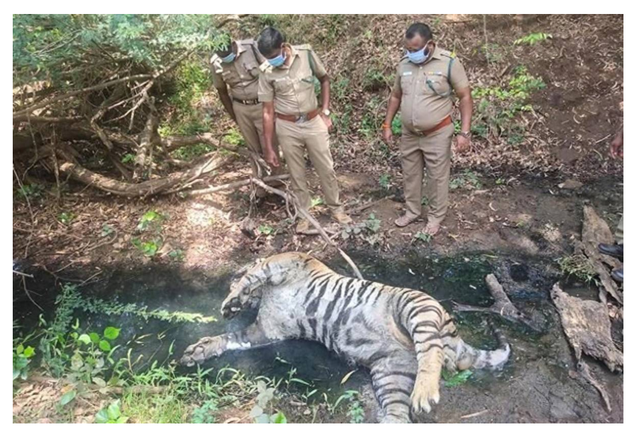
[211,39,264,100]
[258,44,327,116]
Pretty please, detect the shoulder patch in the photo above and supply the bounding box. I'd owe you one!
[210,54,223,73]
[295,44,312,51]
[440,49,455,58]
[259,60,273,74]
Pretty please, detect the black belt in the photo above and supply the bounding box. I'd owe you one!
[233,97,260,105]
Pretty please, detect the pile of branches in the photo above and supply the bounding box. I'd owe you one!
[13,14,250,197]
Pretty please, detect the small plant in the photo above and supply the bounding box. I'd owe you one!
[17,183,45,199]
[58,212,76,224]
[365,213,381,233]
[132,238,161,256]
[101,224,115,237]
[391,115,402,136]
[95,399,128,423]
[514,32,552,46]
[250,381,287,423]
[311,197,324,208]
[137,210,164,231]
[121,154,135,164]
[379,173,391,190]
[191,399,218,423]
[557,254,597,283]
[413,232,432,243]
[362,68,388,91]
[13,340,36,382]
[450,170,481,190]
[443,369,473,387]
[168,249,185,261]
[224,127,245,147]
[495,178,506,185]
[258,224,276,236]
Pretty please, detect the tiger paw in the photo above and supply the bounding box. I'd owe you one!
[410,378,440,414]
[180,336,225,366]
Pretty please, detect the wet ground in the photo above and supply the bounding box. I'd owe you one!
[13,248,623,423]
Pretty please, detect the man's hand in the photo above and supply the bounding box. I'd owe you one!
[264,149,280,168]
[320,113,333,132]
[610,131,623,159]
[382,127,393,144]
[454,134,471,154]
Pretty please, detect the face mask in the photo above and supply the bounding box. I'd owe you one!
[220,52,236,63]
[268,50,286,68]
[407,43,429,64]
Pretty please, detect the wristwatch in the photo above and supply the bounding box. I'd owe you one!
[322,109,331,117]
[459,131,471,139]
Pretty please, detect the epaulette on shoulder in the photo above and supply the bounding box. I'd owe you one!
[259,60,273,74]
[295,44,312,51]
[439,49,456,59]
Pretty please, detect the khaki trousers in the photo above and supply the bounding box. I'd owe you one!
[233,101,281,177]
[275,115,341,211]
[399,123,455,224]
[615,215,623,244]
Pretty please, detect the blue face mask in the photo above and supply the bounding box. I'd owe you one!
[407,44,429,64]
[268,50,286,68]
[220,52,236,63]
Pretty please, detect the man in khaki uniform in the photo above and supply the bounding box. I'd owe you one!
[382,22,473,236]
[256,26,352,233]
[210,36,281,195]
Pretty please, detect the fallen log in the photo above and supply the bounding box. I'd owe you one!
[58,153,229,197]
[453,274,543,331]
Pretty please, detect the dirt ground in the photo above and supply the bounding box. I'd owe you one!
[13,14,623,423]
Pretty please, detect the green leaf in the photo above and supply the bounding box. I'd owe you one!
[340,369,358,385]
[78,334,92,345]
[249,405,263,418]
[13,368,21,380]
[103,327,120,340]
[255,414,270,423]
[444,369,473,387]
[107,400,121,420]
[92,377,107,388]
[99,340,111,352]
[89,332,101,344]
[16,344,24,355]
[95,409,109,423]
[271,412,287,423]
[23,346,35,358]
[115,416,129,423]
[60,390,77,406]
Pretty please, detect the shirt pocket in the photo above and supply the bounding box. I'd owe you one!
[243,59,260,79]
[425,73,451,96]
[400,74,413,95]
[222,70,241,87]
[273,77,295,96]
[296,75,315,93]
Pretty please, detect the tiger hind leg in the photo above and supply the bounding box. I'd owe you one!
[370,354,418,423]
[180,322,273,367]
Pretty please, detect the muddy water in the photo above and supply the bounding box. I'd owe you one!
[13,251,622,422]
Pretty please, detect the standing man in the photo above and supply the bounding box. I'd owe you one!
[382,22,473,236]
[210,34,281,195]
[598,129,623,283]
[257,26,352,233]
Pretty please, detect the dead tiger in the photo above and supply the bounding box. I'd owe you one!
[181,252,510,423]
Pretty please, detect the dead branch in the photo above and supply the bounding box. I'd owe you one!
[453,274,542,331]
[177,174,290,197]
[57,151,229,197]
[133,97,158,181]
[250,178,363,280]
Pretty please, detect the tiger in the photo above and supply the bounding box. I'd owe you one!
[180,252,510,423]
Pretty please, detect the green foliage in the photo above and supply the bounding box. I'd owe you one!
[168,249,185,261]
[391,114,402,136]
[365,213,381,233]
[557,255,597,283]
[443,369,473,387]
[121,154,135,164]
[16,183,45,200]
[514,32,552,46]
[137,210,164,231]
[170,143,214,161]
[13,338,36,382]
[96,400,128,423]
[258,224,276,236]
[362,68,388,92]
[132,238,161,256]
[101,224,115,237]
[378,173,391,190]
[450,169,481,190]
[471,66,545,140]
[223,127,245,147]
[311,196,324,208]
[60,390,77,406]
[341,213,382,246]
[413,232,432,243]
[58,212,75,225]
[250,381,287,423]
[191,400,218,423]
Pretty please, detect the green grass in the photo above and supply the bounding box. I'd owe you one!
[122,390,189,423]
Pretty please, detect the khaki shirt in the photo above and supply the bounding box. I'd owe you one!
[211,39,264,100]
[393,46,470,133]
[258,44,327,116]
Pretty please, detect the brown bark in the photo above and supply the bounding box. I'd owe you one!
[133,98,158,181]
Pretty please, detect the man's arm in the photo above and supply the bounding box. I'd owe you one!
[216,86,236,123]
[457,86,473,134]
[382,87,402,143]
[262,101,279,167]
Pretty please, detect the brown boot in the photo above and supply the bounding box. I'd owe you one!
[331,208,353,225]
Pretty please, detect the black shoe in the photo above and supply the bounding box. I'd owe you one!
[611,268,623,283]
[598,243,623,259]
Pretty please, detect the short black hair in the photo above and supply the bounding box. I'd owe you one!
[405,22,433,41]
[257,26,285,56]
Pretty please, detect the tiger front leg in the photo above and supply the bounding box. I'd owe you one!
[410,338,443,415]
[180,323,271,367]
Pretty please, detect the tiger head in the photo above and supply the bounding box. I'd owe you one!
[221,252,316,319]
